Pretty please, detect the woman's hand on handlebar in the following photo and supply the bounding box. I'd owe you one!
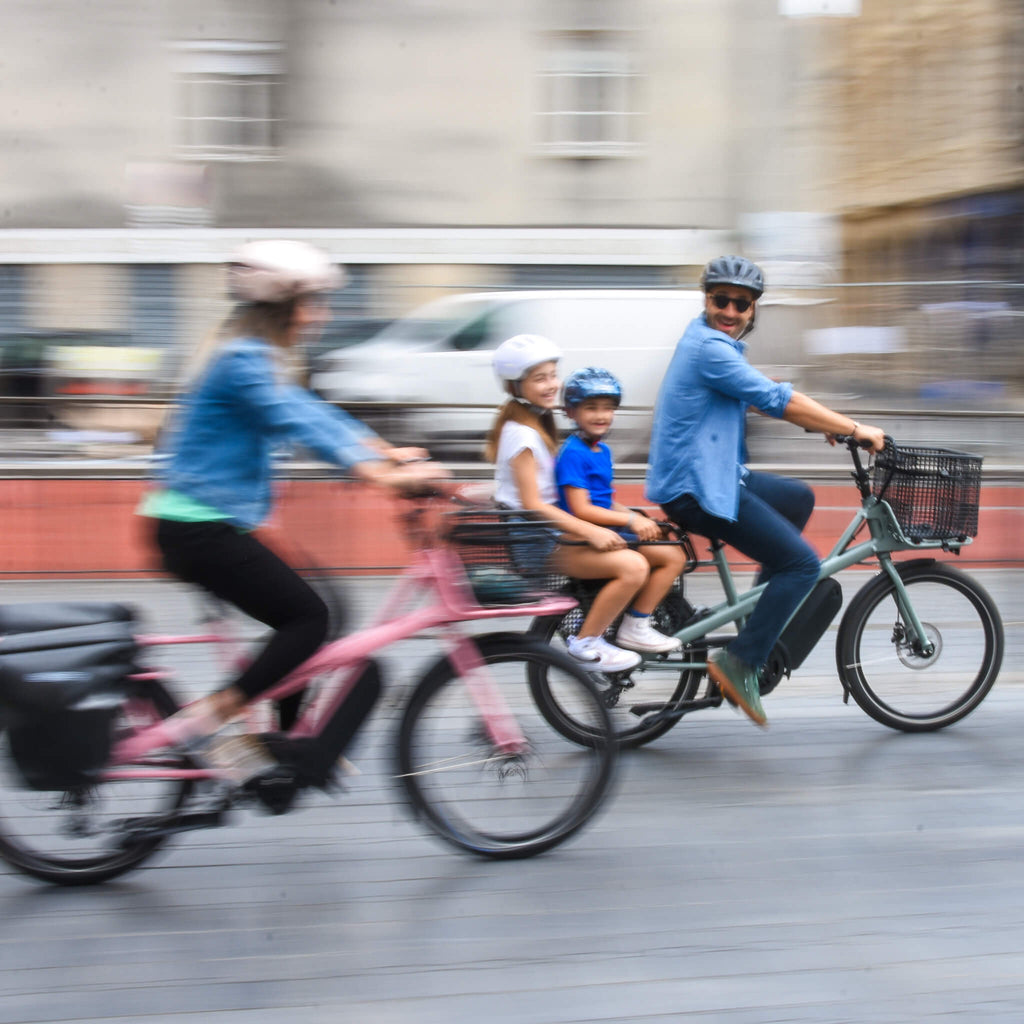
[354,456,450,496]
[385,445,431,464]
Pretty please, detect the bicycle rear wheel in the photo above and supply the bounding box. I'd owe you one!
[397,634,615,859]
[836,560,1003,732]
[528,586,701,748]
[0,680,192,885]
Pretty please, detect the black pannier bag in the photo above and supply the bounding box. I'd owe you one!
[0,602,139,791]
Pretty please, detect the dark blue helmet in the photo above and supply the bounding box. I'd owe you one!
[700,255,765,299]
[563,367,623,411]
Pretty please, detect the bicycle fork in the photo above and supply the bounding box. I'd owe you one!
[878,556,936,657]
[440,629,527,754]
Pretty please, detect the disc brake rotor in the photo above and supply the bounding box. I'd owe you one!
[896,621,941,669]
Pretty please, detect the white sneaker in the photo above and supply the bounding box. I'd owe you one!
[566,634,642,672]
[615,614,683,654]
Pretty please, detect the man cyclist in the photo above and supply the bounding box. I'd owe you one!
[646,255,885,727]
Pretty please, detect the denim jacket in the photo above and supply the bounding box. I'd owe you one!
[645,314,793,520]
[157,336,380,528]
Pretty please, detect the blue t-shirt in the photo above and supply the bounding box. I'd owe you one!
[556,433,614,512]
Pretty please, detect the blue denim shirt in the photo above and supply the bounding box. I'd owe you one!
[645,314,793,521]
[157,336,381,528]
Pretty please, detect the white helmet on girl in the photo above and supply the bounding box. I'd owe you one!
[227,240,344,303]
[492,334,562,385]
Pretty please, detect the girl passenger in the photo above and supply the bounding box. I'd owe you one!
[486,334,646,673]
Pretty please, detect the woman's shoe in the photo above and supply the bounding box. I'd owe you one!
[189,732,279,786]
[707,649,767,727]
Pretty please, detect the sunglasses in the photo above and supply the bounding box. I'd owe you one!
[709,293,753,313]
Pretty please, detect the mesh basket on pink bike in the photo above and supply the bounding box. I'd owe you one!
[442,508,562,606]
[872,441,982,542]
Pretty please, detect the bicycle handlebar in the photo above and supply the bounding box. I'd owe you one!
[835,432,894,500]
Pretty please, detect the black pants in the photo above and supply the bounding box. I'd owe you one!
[154,519,329,729]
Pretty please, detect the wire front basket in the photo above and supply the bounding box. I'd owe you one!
[872,442,982,542]
[443,508,562,606]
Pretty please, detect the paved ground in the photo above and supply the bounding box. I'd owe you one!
[1,569,1024,1023]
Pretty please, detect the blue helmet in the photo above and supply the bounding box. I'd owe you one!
[563,367,623,411]
[700,254,765,299]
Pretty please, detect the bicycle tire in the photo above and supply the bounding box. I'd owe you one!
[397,634,615,859]
[0,680,193,885]
[528,586,702,748]
[836,560,1003,732]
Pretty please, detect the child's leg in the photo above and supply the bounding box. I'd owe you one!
[630,544,686,614]
[553,545,648,637]
[613,544,687,654]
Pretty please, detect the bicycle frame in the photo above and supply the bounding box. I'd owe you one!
[108,544,577,780]
[667,476,968,671]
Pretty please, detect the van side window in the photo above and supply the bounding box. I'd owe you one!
[449,313,497,351]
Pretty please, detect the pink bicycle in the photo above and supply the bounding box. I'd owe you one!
[0,500,616,885]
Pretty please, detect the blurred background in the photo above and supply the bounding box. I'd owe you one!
[0,0,1022,463]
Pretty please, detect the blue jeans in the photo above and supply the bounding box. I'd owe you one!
[661,472,819,670]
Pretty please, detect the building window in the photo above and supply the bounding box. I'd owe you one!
[538,34,640,157]
[172,41,283,161]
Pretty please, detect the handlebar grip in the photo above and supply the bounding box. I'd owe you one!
[835,433,878,451]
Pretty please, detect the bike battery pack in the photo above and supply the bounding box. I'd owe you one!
[774,577,843,673]
[264,658,382,789]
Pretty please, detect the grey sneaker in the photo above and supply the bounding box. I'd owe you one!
[707,649,767,727]
[191,733,279,786]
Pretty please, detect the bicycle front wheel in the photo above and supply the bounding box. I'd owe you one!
[397,634,615,859]
[0,680,192,885]
[836,561,1004,732]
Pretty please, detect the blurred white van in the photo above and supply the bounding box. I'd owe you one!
[311,290,705,460]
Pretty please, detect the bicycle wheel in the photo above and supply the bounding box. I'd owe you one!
[528,584,702,748]
[397,634,615,859]
[0,680,193,885]
[836,560,1003,732]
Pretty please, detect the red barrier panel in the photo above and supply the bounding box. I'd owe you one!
[0,477,1021,579]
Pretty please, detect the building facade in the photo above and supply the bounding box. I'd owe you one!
[0,0,1020,413]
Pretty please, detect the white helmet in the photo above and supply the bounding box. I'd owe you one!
[227,240,344,303]
[492,334,562,384]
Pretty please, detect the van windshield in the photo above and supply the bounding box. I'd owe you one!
[373,298,498,347]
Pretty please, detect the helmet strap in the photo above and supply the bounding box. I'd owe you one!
[514,395,549,416]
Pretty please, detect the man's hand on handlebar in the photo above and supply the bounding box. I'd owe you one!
[826,423,886,452]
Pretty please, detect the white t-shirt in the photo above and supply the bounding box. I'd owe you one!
[494,420,557,509]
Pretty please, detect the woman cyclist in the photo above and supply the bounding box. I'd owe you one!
[487,334,647,673]
[646,255,885,727]
[138,240,438,777]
